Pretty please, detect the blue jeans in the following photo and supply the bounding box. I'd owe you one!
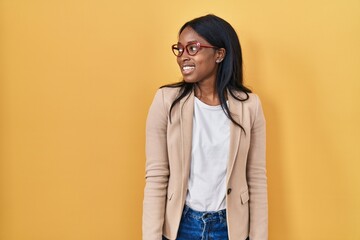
[163,205,229,240]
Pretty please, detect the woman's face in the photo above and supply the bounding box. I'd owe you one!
[176,27,222,85]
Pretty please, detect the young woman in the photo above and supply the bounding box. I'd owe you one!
[143,14,268,240]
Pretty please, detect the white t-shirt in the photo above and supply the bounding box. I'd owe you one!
[185,97,230,211]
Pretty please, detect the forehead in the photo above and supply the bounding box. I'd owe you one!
[178,26,209,45]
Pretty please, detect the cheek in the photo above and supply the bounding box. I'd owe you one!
[199,57,217,71]
[201,52,216,64]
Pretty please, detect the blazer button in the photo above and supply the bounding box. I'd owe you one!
[227,188,232,195]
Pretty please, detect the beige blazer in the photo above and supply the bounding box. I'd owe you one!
[143,87,268,240]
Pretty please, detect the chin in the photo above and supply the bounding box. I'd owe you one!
[182,76,198,83]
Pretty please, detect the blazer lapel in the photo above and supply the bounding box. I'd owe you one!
[179,91,195,189]
[226,90,243,184]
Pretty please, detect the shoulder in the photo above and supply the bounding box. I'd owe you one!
[230,90,264,123]
[247,93,262,109]
[150,86,182,111]
[230,90,261,109]
[158,86,181,101]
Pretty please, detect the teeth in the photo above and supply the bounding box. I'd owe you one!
[182,66,195,70]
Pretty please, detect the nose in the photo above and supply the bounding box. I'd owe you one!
[179,51,190,63]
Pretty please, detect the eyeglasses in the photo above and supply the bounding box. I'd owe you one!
[171,41,218,57]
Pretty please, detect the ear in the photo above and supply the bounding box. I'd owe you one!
[216,48,226,63]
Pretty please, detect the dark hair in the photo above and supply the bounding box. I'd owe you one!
[162,14,252,132]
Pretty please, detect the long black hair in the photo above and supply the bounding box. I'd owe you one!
[162,14,252,132]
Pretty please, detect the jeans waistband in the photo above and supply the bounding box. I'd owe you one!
[182,205,227,221]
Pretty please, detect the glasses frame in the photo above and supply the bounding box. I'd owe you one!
[171,41,218,57]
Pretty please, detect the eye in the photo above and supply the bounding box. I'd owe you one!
[187,44,199,54]
[172,44,184,56]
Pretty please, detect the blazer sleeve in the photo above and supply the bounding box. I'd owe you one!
[246,95,268,240]
[142,89,169,240]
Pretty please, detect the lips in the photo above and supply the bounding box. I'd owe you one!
[181,64,195,75]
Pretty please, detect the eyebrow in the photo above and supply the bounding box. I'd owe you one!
[177,40,198,45]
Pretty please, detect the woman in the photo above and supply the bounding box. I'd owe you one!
[143,14,267,240]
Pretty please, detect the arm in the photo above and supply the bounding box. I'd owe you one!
[142,89,169,240]
[247,95,268,240]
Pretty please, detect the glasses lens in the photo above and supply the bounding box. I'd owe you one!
[186,43,199,56]
[172,44,183,56]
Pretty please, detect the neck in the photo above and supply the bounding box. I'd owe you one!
[194,81,220,106]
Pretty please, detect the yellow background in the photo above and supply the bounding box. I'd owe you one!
[1,0,359,239]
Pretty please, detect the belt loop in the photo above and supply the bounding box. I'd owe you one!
[182,205,190,217]
[219,209,226,223]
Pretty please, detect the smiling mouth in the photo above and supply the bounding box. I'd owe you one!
[181,65,195,74]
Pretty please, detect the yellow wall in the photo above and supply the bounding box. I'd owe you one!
[1,0,359,239]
